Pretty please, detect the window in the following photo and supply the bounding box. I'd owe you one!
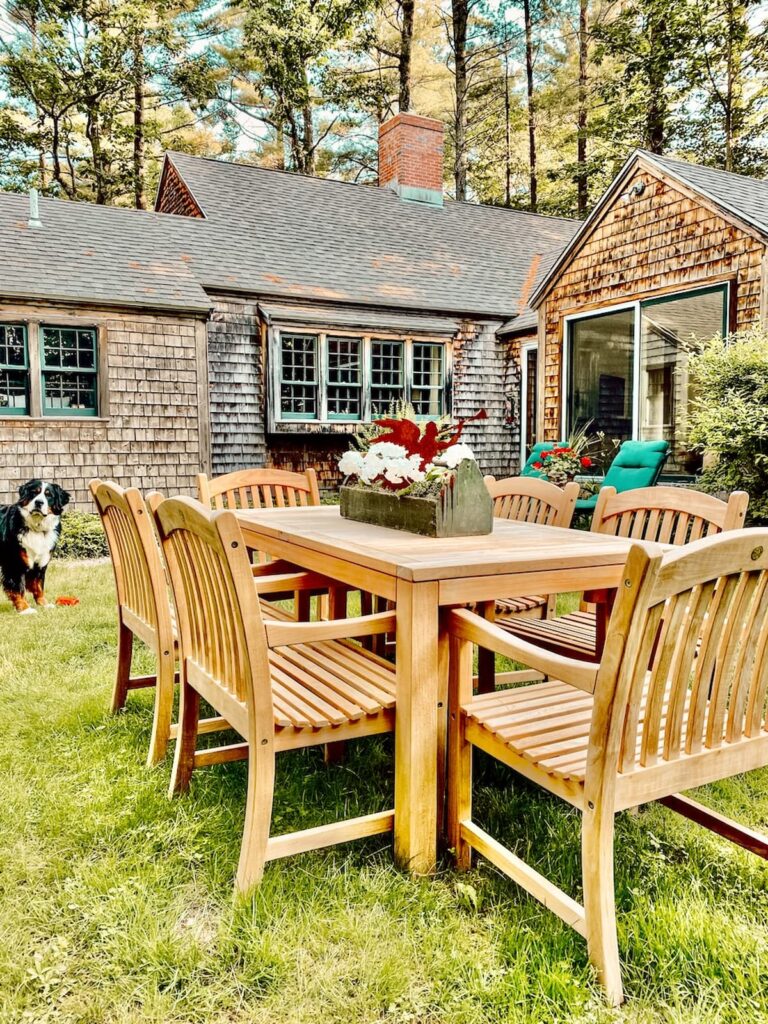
[371,339,404,416]
[0,324,28,415]
[327,336,362,420]
[41,326,98,416]
[280,333,318,419]
[276,331,449,423]
[565,284,728,471]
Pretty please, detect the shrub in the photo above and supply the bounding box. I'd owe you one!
[687,325,768,524]
[54,509,109,560]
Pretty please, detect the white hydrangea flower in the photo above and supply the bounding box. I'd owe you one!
[368,442,408,459]
[338,450,365,477]
[435,443,475,469]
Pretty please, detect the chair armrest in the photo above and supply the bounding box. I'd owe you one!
[252,570,333,594]
[265,611,396,648]
[448,608,599,694]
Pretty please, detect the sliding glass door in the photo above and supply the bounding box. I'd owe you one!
[565,284,728,471]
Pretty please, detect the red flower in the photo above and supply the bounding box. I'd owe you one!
[373,408,487,470]
[580,456,592,468]
[532,461,543,470]
[540,450,553,460]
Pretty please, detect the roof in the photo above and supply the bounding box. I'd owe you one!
[159,152,579,319]
[258,301,460,335]
[0,192,211,314]
[528,149,768,309]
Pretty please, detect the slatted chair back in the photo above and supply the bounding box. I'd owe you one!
[591,485,748,545]
[589,531,768,794]
[90,479,172,642]
[197,468,321,511]
[484,475,580,527]
[154,497,272,727]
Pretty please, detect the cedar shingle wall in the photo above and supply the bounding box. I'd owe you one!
[541,168,766,440]
[156,161,204,218]
[0,307,204,509]
[208,298,267,475]
[206,302,517,491]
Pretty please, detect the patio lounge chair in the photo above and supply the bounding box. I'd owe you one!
[575,439,669,513]
[498,484,749,662]
[447,529,768,1004]
[155,496,397,892]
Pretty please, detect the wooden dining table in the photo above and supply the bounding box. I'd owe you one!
[235,505,639,876]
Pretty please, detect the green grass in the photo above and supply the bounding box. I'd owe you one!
[1,564,768,1023]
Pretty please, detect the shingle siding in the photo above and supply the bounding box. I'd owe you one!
[207,297,267,475]
[0,304,205,509]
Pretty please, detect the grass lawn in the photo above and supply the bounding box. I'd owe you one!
[1,561,768,1024]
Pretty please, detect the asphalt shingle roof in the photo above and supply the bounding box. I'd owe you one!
[643,151,768,236]
[160,152,580,318]
[0,192,210,313]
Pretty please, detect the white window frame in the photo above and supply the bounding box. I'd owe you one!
[519,341,538,464]
[272,326,453,427]
[561,281,730,440]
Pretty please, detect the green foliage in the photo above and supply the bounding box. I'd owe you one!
[54,510,109,560]
[1,562,768,1021]
[687,326,768,523]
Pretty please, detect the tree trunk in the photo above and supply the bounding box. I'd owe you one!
[645,15,666,152]
[524,0,537,212]
[399,0,414,111]
[724,0,735,171]
[451,0,468,201]
[302,99,315,175]
[133,29,146,210]
[576,0,588,217]
[504,46,511,207]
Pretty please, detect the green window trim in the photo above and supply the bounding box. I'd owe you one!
[40,325,98,417]
[279,332,319,420]
[326,335,363,421]
[0,323,29,416]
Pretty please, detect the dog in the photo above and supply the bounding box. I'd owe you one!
[0,480,70,613]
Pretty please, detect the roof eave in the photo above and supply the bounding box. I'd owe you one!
[0,288,212,317]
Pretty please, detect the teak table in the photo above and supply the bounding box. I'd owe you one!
[235,505,638,875]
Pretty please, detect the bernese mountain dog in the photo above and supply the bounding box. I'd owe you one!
[0,480,70,614]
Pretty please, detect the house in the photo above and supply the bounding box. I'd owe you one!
[514,150,768,473]
[2,116,768,508]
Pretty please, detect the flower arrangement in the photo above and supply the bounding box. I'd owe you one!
[339,406,486,498]
[532,423,606,488]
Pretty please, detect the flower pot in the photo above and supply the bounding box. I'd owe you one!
[340,459,493,538]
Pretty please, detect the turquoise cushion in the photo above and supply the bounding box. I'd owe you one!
[603,440,669,493]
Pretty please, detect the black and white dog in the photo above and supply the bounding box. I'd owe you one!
[0,480,70,613]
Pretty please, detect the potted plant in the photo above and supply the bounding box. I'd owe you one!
[532,423,606,488]
[338,407,493,537]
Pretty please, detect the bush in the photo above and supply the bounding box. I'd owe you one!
[54,509,109,560]
[688,325,768,524]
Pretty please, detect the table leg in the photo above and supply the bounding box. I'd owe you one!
[476,600,496,694]
[394,579,440,875]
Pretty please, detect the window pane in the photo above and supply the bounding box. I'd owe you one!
[568,310,634,442]
[640,287,726,472]
[327,336,362,419]
[0,324,27,368]
[371,339,404,416]
[280,333,318,418]
[43,372,96,412]
[411,343,445,417]
[0,369,27,412]
[42,326,97,371]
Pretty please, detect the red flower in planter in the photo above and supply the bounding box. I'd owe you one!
[580,456,593,468]
[532,461,543,470]
[373,408,487,470]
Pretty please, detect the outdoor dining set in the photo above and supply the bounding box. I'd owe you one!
[90,444,768,1006]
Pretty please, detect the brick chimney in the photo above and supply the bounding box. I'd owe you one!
[378,113,444,207]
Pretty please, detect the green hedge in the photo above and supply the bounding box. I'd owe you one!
[54,510,109,560]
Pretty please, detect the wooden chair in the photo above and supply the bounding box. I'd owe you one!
[90,479,178,766]
[499,485,749,662]
[154,496,397,892]
[447,529,768,1004]
[197,467,320,510]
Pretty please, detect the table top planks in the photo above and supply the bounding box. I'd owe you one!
[235,505,640,584]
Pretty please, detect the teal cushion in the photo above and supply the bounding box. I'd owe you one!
[603,440,669,493]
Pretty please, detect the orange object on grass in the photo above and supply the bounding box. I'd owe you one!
[55,596,80,606]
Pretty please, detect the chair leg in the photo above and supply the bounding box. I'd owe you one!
[236,740,276,893]
[111,620,133,712]
[447,636,473,869]
[582,802,623,1005]
[169,673,200,797]
[146,649,176,767]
